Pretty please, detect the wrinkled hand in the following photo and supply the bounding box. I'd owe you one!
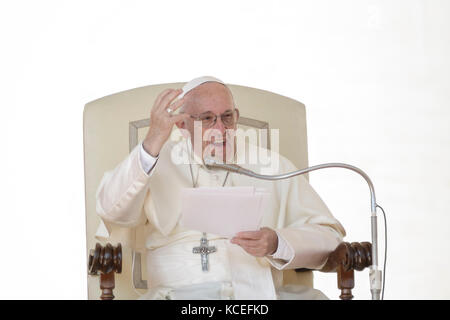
[230,227,278,257]
[143,88,190,157]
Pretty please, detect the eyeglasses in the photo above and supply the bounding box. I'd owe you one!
[186,109,239,128]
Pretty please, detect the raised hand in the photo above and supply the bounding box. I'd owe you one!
[143,88,190,157]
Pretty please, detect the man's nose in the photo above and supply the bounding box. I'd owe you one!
[212,116,226,134]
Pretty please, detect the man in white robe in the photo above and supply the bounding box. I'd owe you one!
[95,76,346,300]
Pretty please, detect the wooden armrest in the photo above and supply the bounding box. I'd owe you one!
[321,241,372,273]
[320,241,372,300]
[88,243,122,300]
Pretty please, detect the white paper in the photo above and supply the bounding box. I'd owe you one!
[180,186,270,238]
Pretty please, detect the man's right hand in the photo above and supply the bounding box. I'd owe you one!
[143,88,190,157]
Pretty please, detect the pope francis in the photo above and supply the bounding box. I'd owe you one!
[95,76,346,300]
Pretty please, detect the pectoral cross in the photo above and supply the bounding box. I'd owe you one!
[193,233,216,272]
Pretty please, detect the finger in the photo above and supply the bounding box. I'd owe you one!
[155,89,178,111]
[158,88,183,111]
[166,96,185,113]
[235,230,262,240]
[169,113,190,123]
[236,243,257,254]
[153,89,174,109]
[231,238,260,248]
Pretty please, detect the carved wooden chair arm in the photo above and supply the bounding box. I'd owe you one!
[320,241,372,300]
[88,243,122,300]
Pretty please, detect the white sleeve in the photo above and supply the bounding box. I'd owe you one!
[140,142,159,174]
[270,231,294,261]
[96,144,151,227]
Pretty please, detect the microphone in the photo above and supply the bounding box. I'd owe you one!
[203,156,383,300]
[203,157,254,175]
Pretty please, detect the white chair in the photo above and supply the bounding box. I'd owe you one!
[84,82,371,300]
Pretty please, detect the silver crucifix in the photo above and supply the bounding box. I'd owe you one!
[192,233,217,272]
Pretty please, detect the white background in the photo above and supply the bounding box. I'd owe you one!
[1,0,449,299]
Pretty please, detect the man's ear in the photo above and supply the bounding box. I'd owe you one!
[176,120,192,140]
[235,108,240,121]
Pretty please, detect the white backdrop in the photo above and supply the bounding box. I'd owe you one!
[1,0,449,299]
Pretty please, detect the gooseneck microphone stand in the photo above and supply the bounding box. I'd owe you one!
[204,158,383,300]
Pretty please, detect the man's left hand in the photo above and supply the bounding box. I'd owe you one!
[230,227,278,257]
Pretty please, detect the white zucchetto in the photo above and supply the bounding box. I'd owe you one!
[179,76,225,99]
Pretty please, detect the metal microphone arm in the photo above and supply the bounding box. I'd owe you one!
[204,158,382,300]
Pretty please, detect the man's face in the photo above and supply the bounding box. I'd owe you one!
[176,82,239,163]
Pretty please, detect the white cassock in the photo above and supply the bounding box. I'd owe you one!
[95,137,346,300]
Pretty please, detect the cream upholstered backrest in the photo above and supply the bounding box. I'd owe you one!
[84,82,309,299]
